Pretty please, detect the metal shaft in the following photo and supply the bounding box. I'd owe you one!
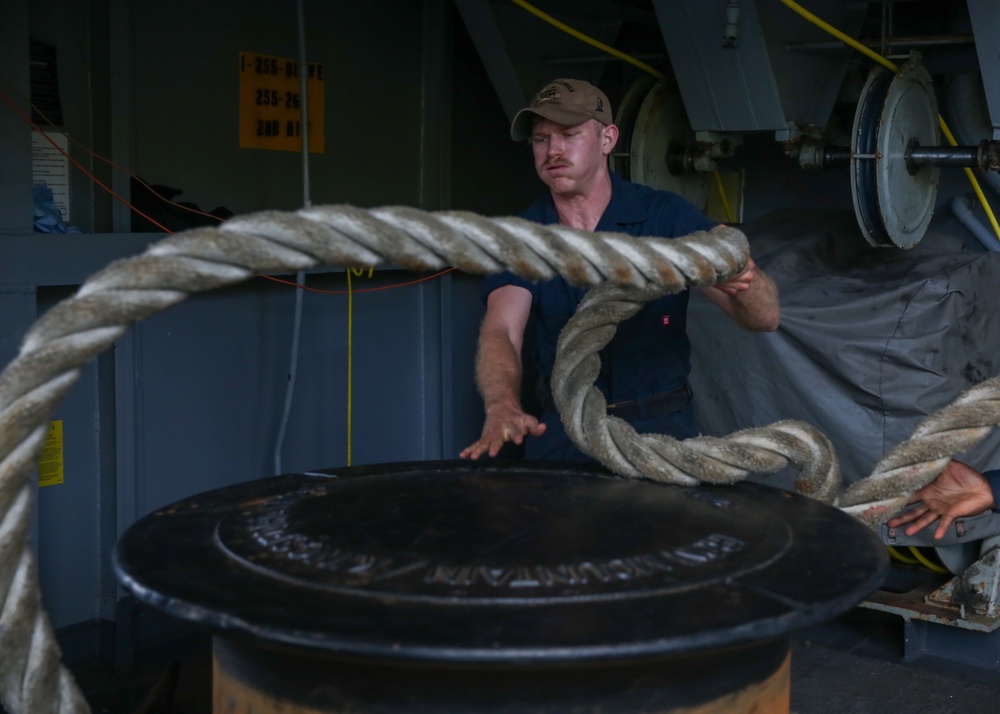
[820,140,1000,173]
[906,139,1000,173]
[907,144,984,171]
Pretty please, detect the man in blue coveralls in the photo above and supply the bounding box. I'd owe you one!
[460,78,781,463]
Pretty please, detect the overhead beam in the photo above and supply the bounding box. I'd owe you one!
[454,0,525,122]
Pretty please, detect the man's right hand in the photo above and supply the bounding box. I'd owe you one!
[459,401,546,460]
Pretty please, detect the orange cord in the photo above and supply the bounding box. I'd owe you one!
[0,77,456,295]
[0,85,172,233]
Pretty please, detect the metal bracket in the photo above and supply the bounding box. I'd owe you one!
[952,539,1000,619]
[867,534,1000,627]
[881,508,1000,548]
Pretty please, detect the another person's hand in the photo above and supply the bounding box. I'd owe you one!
[713,258,757,296]
[886,460,996,540]
[459,401,546,460]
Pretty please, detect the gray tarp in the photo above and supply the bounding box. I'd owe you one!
[688,208,1000,489]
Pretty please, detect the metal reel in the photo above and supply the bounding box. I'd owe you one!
[851,57,940,249]
[614,76,710,211]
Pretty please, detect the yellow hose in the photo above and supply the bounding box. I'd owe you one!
[778,0,1000,243]
[713,169,737,224]
[510,0,664,79]
[886,545,918,564]
[510,0,737,223]
[908,546,950,574]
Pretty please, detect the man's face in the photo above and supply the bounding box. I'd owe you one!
[530,118,616,197]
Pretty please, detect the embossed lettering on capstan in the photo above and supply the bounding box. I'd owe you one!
[423,552,682,589]
[237,501,746,591]
[227,485,750,592]
[241,503,431,582]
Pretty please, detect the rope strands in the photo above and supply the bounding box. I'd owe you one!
[0,203,996,712]
[839,377,1000,528]
[0,208,755,714]
[551,282,841,504]
[0,427,89,714]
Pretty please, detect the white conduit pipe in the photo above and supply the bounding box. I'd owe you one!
[952,195,1000,252]
[948,73,1000,204]
[273,0,313,476]
[946,71,1000,250]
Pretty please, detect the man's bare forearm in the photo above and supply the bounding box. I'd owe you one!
[727,268,779,331]
[476,327,524,412]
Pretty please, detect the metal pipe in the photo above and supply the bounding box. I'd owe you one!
[907,140,1000,173]
[274,0,311,476]
[296,0,311,205]
[907,145,980,170]
[788,34,973,52]
[817,142,1000,172]
[823,147,851,168]
[952,194,1000,252]
[541,53,667,65]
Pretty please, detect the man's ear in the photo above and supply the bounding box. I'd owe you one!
[601,124,620,155]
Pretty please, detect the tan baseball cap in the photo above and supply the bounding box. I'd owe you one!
[510,78,613,141]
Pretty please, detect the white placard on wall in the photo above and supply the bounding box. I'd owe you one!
[32,131,71,222]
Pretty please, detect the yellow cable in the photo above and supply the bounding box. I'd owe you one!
[778,0,896,73]
[907,546,949,574]
[886,545,918,564]
[778,0,1000,243]
[713,169,737,223]
[511,0,735,219]
[510,0,664,79]
[346,269,353,466]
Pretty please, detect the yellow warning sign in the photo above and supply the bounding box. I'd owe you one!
[239,51,325,153]
[38,420,64,487]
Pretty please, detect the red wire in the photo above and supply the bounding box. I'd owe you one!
[0,87,173,233]
[0,73,225,227]
[0,79,456,296]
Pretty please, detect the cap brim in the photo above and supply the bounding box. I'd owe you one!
[510,106,594,141]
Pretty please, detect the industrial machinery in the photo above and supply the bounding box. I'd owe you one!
[458,0,1000,668]
[459,0,1000,249]
[115,460,886,713]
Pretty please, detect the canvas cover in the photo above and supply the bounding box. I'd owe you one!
[688,209,1000,489]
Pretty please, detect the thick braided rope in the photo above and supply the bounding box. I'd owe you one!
[0,206,756,714]
[0,203,991,712]
[839,378,1000,528]
[551,283,840,504]
[550,280,1000,527]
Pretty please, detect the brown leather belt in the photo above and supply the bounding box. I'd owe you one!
[543,384,692,422]
[605,384,693,422]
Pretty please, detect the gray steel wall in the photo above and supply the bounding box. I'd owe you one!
[2,0,511,634]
